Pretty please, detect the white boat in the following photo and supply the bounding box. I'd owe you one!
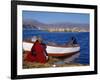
[23,41,80,58]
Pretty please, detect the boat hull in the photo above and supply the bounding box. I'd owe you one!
[23,42,80,57]
[48,51,80,57]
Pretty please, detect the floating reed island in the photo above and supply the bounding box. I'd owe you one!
[23,52,88,69]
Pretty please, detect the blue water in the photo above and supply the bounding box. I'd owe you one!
[23,29,90,65]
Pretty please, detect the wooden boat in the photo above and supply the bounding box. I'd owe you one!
[23,41,80,58]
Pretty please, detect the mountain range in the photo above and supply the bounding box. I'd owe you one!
[23,19,89,32]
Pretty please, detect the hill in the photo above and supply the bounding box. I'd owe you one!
[23,19,89,32]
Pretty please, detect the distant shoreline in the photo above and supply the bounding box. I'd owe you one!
[23,28,89,32]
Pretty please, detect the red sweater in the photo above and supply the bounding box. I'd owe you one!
[26,40,47,63]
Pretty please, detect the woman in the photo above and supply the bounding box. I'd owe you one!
[26,37,48,63]
[66,37,78,46]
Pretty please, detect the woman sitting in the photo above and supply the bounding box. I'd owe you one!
[26,37,48,63]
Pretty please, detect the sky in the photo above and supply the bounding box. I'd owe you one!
[22,11,89,24]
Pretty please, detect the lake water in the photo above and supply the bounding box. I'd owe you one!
[23,29,90,65]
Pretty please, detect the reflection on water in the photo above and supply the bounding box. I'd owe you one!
[64,52,80,63]
[54,52,80,65]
